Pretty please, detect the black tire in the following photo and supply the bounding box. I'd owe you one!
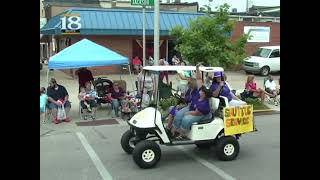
[196,143,212,149]
[215,136,240,161]
[260,66,270,76]
[132,140,161,169]
[121,130,135,154]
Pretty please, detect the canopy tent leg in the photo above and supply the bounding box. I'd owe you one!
[46,68,50,88]
[127,64,135,93]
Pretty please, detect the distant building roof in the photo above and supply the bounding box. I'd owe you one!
[40,8,204,36]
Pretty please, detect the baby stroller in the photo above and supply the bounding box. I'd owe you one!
[120,92,140,120]
[93,77,113,106]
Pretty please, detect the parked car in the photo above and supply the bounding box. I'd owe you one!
[243,46,280,76]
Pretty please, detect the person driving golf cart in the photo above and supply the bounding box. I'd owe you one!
[166,78,199,129]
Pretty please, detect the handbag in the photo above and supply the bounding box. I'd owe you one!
[57,105,67,120]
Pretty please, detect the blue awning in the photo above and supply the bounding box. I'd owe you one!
[48,38,128,69]
[41,8,204,36]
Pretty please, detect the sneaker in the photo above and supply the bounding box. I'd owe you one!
[53,118,61,124]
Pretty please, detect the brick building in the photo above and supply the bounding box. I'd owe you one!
[41,8,280,75]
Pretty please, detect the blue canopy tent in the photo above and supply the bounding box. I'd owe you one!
[46,38,133,87]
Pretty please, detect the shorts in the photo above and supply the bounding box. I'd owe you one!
[47,101,71,110]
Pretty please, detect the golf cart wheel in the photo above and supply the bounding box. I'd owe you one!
[195,143,213,149]
[260,66,270,76]
[132,140,161,169]
[215,136,240,161]
[121,130,136,154]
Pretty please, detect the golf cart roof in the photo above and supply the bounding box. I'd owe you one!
[143,66,224,72]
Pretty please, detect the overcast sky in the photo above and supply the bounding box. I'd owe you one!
[181,0,280,12]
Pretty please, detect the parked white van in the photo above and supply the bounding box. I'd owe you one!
[243,46,280,76]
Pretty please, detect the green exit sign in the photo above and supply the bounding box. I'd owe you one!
[131,0,154,6]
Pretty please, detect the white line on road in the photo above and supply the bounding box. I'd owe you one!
[176,146,236,180]
[76,132,113,180]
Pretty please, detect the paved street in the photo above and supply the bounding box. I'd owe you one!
[40,114,280,180]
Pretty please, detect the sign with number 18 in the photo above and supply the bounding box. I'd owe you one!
[61,14,81,35]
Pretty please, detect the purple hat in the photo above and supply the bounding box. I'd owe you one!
[213,71,224,77]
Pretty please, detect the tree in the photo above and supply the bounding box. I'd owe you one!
[170,4,250,68]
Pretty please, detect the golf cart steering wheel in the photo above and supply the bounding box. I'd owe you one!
[173,92,185,104]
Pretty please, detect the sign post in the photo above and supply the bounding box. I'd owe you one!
[131,0,155,66]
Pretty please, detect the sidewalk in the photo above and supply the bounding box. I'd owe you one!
[40,65,280,124]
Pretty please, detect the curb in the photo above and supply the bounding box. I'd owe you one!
[253,109,279,113]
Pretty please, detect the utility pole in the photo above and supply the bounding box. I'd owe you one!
[142,1,146,66]
[154,0,160,65]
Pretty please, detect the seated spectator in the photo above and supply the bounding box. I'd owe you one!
[265,75,278,97]
[245,75,273,103]
[277,78,280,95]
[75,67,94,92]
[40,87,48,119]
[46,78,71,124]
[79,87,91,111]
[79,82,98,119]
[107,82,126,117]
[132,56,142,74]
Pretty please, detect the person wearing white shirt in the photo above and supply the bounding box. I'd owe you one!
[265,75,278,97]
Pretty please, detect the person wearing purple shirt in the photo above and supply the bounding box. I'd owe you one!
[171,64,212,138]
[174,86,211,139]
[107,82,126,117]
[166,78,199,129]
[210,71,246,107]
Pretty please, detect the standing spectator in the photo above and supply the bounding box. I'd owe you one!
[172,55,180,65]
[47,78,72,124]
[132,56,142,74]
[176,61,192,96]
[75,67,94,92]
[146,56,154,66]
[107,82,126,117]
[40,87,48,120]
[137,69,155,99]
[159,58,169,84]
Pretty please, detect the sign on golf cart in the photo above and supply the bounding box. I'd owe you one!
[223,105,254,136]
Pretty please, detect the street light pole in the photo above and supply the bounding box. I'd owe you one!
[154,0,160,65]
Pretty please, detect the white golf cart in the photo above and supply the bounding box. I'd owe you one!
[121,65,255,169]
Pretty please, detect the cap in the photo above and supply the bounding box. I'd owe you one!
[213,71,224,78]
